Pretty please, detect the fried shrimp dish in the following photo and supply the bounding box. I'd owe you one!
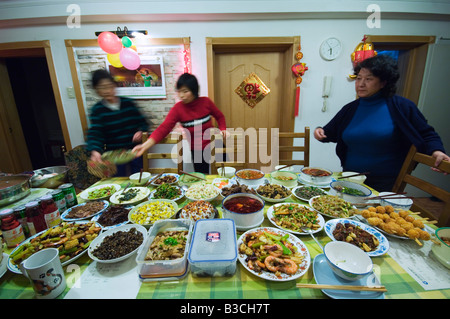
[270,204,320,233]
[239,230,304,278]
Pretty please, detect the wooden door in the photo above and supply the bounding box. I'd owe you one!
[207,37,298,171]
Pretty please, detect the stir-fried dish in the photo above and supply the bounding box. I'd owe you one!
[10,221,101,265]
[239,230,304,278]
[66,201,105,219]
[334,185,365,196]
[257,184,291,199]
[270,204,320,233]
[152,184,182,200]
[311,195,356,218]
[332,223,379,252]
[294,186,326,200]
[87,186,117,199]
[145,230,188,260]
[302,168,331,177]
[92,228,144,260]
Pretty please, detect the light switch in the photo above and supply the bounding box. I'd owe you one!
[66,87,75,99]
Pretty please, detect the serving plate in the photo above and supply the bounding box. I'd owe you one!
[88,224,147,264]
[324,218,389,257]
[298,175,335,188]
[313,254,384,299]
[101,149,136,165]
[237,227,311,282]
[291,185,328,202]
[7,220,101,274]
[150,173,179,186]
[256,184,292,203]
[109,187,150,205]
[267,203,325,235]
[61,200,109,221]
[91,205,132,230]
[149,185,185,202]
[309,195,357,219]
[79,183,121,201]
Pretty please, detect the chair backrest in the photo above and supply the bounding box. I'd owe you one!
[392,145,450,227]
[142,132,183,174]
[273,127,310,168]
[210,130,246,174]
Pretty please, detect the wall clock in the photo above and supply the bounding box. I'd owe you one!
[319,37,342,61]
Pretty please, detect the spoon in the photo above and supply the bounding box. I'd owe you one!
[301,226,323,251]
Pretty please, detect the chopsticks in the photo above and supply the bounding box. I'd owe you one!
[138,169,143,183]
[364,192,411,200]
[149,173,163,184]
[277,164,294,171]
[296,283,387,292]
[179,170,207,181]
[337,172,370,179]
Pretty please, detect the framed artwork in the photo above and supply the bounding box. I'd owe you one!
[106,55,166,99]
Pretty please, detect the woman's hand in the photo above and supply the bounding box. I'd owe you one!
[90,150,102,162]
[220,129,230,139]
[314,127,327,141]
[132,137,156,157]
[132,131,143,143]
[431,150,450,175]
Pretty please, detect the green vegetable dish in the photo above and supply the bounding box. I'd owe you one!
[87,186,117,199]
[152,184,182,200]
[311,195,357,218]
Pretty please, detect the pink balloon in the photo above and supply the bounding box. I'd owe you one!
[119,48,141,70]
[98,32,122,54]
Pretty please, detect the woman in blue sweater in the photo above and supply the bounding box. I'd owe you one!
[314,55,449,191]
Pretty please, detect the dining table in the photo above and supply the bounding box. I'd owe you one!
[1,173,449,302]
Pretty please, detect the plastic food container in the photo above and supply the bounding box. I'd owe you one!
[136,219,193,279]
[188,219,237,277]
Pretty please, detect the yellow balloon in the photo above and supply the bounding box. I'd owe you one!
[107,53,123,68]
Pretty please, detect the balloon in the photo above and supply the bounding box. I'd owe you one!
[121,36,133,48]
[98,31,122,54]
[119,48,141,70]
[129,45,137,51]
[107,53,123,68]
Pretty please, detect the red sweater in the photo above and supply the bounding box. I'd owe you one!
[150,97,227,150]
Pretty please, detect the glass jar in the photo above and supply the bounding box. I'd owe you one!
[13,206,30,238]
[25,201,47,235]
[0,208,26,247]
[40,195,61,228]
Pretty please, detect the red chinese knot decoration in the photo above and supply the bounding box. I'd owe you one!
[235,72,270,108]
[292,44,308,117]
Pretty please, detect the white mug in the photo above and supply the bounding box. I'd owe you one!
[19,248,66,299]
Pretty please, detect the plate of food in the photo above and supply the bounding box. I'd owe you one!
[150,173,179,186]
[79,184,121,201]
[88,224,147,263]
[237,227,311,282]
[109,187,150,205]
[256,184,292,203]
[149,184,184,202]
[61,200,109,221]
[267,203,325,235]
[7,220,102,274]
[175,200,219,222]
[220,183,257,197]
[91,205,132,230]
[309,195,358,219]
[292,185,328,202]
[128,199,178,227]
[101,149,136,165]
[185,183,220,202]
[324,218,389,257]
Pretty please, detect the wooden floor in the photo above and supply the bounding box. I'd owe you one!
[414,197,449,227]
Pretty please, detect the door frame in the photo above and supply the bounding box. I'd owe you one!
[205,36,300,133]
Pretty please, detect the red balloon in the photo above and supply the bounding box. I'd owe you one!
[98,32,122,54]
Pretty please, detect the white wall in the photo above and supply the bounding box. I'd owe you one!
[0,0,449,174]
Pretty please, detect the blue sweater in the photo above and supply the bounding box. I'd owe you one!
[321,95,445,177]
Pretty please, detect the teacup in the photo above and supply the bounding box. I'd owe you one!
[19,248,66,299]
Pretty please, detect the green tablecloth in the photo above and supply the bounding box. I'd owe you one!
[1,176,449,300]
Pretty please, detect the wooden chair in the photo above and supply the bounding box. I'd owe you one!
[272,127,310,168]
[141,132,183,174]
[392,145,450,227]
[210,130,246,174]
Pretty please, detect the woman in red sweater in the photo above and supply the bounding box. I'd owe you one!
[133,73,228,173]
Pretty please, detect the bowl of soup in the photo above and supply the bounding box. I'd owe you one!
[222,193,265,228]
[299,167,333,185]
[235,169,266,187]
[270,170,298,188]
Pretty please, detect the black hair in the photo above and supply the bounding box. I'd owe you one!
[91,69,115,88]
[353,54,400,97]
[176,73,199,98]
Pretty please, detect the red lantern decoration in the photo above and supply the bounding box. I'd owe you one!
[291,45,308,117]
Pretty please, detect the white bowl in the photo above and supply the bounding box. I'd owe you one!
[129,172,151,186]
[235,169,266,187]
[217,167,237,178]
[269,171,298,188]
[88,224,147,263]
[323,241,373,281]
[431,227,450,269]
[340,171,367,184]
[299,167,333,185]
[222,193,265,228]
[379,192,413,211]
[329,181,372,204]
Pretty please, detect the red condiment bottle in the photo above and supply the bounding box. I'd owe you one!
[25,201,47,235]
[40,194,61,228]
[0,208,26,247]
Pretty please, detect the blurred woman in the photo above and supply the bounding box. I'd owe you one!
[314,55,449,191]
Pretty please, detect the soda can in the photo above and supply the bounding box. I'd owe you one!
[50,189,67,213]
[58,183,78,208]
[13,206,30,238]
